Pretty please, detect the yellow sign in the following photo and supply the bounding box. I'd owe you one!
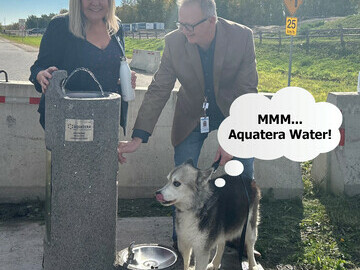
[286,17,298,36]
[284,0,303,16]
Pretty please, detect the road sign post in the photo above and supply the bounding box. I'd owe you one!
[284,0,302,86]
[19,19,25,38]
[286,16,298,86]
[288,36,294,86]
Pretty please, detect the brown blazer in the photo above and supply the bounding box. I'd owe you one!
[133,17,258,146]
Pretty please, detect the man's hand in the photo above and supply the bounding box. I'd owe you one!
[214,145,233,166]
[117,137,142,164]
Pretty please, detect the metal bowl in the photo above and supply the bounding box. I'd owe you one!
[117,244,178,270]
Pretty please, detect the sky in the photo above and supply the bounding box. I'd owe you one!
[0,0,123,25]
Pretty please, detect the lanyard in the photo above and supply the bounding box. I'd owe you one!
[200,96,210,134]
[202,96,209,117]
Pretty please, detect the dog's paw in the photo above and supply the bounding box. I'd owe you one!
[206,263,218,270]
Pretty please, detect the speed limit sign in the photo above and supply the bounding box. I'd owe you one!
[286,17,298,36]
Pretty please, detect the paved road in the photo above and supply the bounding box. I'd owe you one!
[0,37,180,88]
[0,37,38,82]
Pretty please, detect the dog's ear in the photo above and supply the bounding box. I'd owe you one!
[198,167,214,183]
[184,159,195,167]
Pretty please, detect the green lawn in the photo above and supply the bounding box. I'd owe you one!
[0,33,42,47]
[256,162,360,269]
[255,38,360,101]
[318,14,360,29]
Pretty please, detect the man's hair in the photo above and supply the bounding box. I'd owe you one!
[67,0,119,39]
[177,0,217,18]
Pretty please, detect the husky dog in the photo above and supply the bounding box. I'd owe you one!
[155,160,260,270]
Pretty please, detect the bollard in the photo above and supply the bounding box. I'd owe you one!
[312,92,360,196]
[43,70,121,270]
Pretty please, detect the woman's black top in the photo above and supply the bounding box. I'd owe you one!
[29,15,127,132]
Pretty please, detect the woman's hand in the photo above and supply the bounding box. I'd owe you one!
[117,70,137,89]
[36,66,58,93]
[131,70,137,89]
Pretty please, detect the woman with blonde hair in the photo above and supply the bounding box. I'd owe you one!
[30,0,136,131]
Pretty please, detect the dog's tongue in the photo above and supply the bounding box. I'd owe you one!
[156,193,165,202]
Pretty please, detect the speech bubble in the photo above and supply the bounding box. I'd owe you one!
[214,178,226,188]
[214,160,244,187]
[224,160,244,176]
[217,87,342,162]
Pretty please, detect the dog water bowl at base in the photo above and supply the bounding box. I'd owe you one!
[117,243,180,270]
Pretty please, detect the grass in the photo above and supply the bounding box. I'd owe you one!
[297,14,360,33]
[124,37,164,57]
[255,162,360,270]
[255,36,360,102]
[317,14,360,29]
[0,33,42,47]
[0,33,163,59]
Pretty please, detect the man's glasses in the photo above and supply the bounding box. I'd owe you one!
[176,17,208,32]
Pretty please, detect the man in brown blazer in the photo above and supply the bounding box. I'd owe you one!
[118,0,258,163]
[118,0,258,243]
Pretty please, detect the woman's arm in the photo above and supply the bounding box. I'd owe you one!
[29,16,68,93]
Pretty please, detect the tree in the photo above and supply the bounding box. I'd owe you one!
[26,15,38,29]
[25,13,56,30]
[164,0,177,29]
[60,9,68,14]
[116,0,138,22]
[114,0,358,28]
[136,0,153,22]
[215,0,230,20]
[296,0,358,19]
[136,0,170,22]
[116,0,177,28]
[6,22,19,30]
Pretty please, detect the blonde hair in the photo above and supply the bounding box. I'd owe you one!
[68,0,120,39]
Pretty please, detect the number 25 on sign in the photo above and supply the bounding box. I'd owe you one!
[286,17,298,36]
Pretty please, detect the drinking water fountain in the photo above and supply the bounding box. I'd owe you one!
[43,69,180,270]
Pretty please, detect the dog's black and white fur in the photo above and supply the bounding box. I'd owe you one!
[156,160,261,270]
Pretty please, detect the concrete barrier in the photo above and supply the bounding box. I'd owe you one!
[129,49,161,73]
[1,81,304,203]
[117,87,175,198]
[0,81,44,203]
[312,92,360,196]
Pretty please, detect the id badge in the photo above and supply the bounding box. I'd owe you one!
[200,116,209,133]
